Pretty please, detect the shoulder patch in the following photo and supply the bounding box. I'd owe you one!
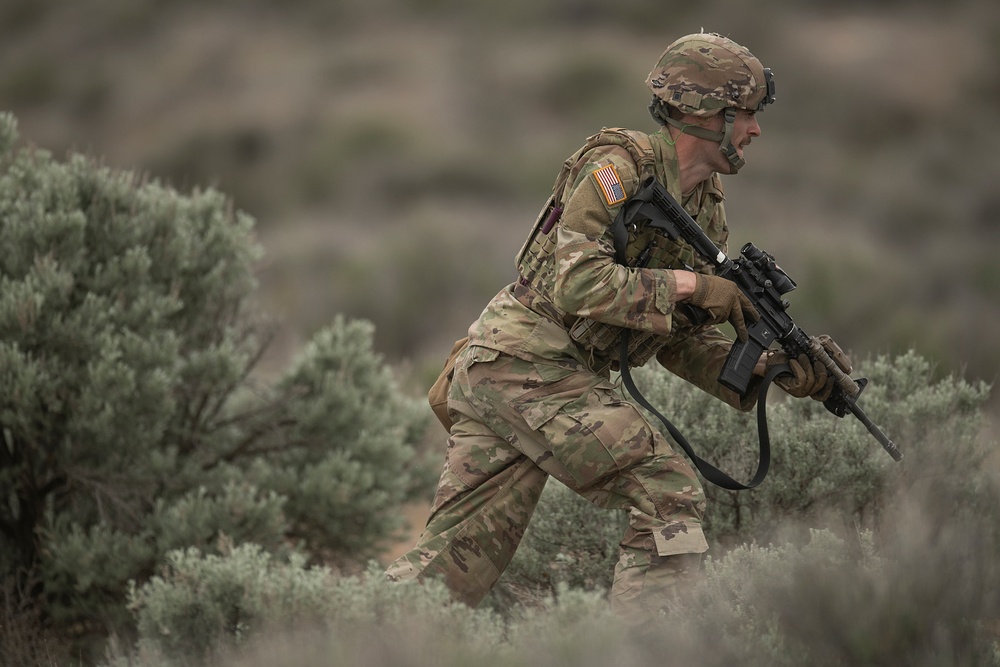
[591,163,626,207]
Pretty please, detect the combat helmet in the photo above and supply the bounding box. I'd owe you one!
[646,32,775,173]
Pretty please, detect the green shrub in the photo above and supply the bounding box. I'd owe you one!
[112,550,630,667]
[126,543,335,662]
[0,112,430,661]
[117,550,507,665]
[662,478,1000,667]
[244,317,431,558]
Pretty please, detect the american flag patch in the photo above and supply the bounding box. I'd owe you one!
[592,164,626,207]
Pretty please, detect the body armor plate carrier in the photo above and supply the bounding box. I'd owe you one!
[515,128,719,370]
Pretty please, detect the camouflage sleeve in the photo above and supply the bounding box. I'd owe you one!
[655,326,762,411]
[552,147,677,337]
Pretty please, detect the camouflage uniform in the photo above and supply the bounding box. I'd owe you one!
[387,33,774,615]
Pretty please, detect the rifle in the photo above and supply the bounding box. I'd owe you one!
[612,177,902,489]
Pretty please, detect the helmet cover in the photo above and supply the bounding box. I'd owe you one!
[646,32,774,117]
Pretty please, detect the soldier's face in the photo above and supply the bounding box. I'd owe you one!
[698,109,762,174]
[731,110,762,165]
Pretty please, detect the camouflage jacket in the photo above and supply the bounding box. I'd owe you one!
[467,128,758,410]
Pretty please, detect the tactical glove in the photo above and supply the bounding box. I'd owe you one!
[769,335,853,401]
[688,274,759,341]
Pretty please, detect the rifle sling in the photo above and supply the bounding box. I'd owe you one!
[608,200,784,490]
[618,331,788,490]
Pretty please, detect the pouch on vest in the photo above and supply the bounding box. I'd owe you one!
[428,336,470,431]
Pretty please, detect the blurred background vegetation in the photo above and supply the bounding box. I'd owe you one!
[3,0,999,407]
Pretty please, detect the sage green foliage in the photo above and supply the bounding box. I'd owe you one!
[125,543,335,662]
[116,548,507,665]
[0,112,429,658]
[113,514,1000,667]
[252,320,431,556]
[669,514,1000,667]
[112,546,626,667]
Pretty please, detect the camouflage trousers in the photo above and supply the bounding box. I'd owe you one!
[386,344,709,615]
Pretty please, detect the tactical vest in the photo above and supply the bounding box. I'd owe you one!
[515,128,724,370]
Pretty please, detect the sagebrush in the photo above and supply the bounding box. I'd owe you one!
[0,112,431,664]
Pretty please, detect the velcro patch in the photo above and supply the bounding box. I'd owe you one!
[592,163,626,207]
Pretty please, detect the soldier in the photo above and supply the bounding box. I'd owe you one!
[387,32,850,615]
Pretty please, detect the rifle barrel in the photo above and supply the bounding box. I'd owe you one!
[848,398,904,461]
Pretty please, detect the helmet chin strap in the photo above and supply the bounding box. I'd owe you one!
[661,107,745,174]
[717,108,745,173]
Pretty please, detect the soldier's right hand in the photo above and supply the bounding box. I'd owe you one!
[686,273,759,341]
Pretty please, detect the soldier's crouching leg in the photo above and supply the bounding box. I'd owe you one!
[610,511,707,617]
[385,346,548,607]
[608,455,709,617]
[494,363,710,618]
[611,549,704,619]
[384,450,546,607]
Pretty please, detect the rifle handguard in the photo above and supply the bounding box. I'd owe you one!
[809,337,859,396]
